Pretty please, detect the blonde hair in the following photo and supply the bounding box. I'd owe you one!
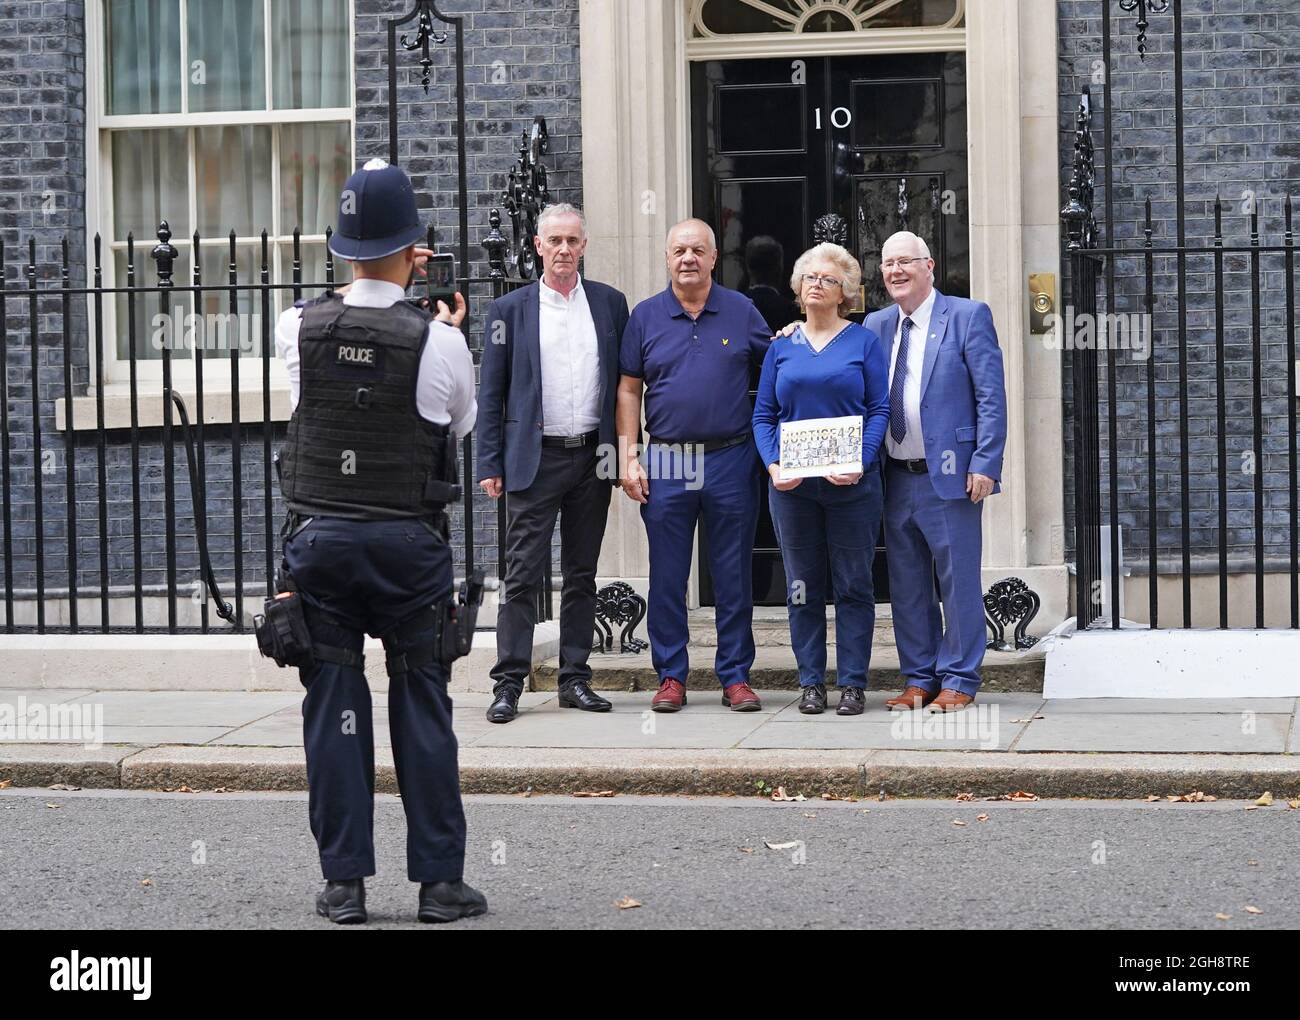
[790,242,861,316]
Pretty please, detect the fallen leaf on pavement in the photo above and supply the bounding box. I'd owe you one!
[1002,790,1039,802]
[615,897,641,910]
[802,812,816,819]
[0,779,10,789]
[1244,805,1258,811]
[1215,913,1231,921]
[1255,791,1273,807]
[572,790,615,798]
[45,803,60,809]
[738,847,754,854]
[764,840,800,850]
[140,879,152,887]
[1167,791,1216,803]
[976,813,989,822]
[1144,795,1161,802]
[820,792,857,802]
[1247,860,1258,866]
[1288,800,1299,810]
[955,792,975,802]
[1244,905,1262,915]
[771,786,806,802]
[951,820,967,827]
[48,783,80,792]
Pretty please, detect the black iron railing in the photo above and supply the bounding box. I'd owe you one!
[0,215,550,634]
[1064,71,1299,630]
[0,0,561,634]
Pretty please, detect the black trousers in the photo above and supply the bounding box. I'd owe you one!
[283,515,466,884]
[490,443,611,696]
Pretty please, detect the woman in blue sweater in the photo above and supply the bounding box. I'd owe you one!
[752,243,890,715]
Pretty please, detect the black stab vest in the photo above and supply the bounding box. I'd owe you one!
[280,294,459,520]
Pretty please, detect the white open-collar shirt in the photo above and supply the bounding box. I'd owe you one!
[538,273,600,437]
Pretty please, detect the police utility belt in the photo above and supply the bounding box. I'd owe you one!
[254,560,485,677]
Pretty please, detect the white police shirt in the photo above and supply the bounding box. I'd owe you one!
[275,277,477,439]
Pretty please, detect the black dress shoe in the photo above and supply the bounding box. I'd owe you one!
[558,680,612,712]
[418,879,488,923]
[798,683,827,714]
[315,879,366,924]
[836,686,865,716]
[486,688,520,723]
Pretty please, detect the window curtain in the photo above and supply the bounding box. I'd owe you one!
[280,123,349,237]
[273,0,349,110]
[106,0,181,114]
[187,0,265,112]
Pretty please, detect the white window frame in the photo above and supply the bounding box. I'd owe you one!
[82,0,356,407]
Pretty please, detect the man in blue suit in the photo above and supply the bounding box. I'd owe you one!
[477,203,631,723]
[865,231,1007,713]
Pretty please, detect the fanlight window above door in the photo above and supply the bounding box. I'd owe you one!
[688,0,965,37]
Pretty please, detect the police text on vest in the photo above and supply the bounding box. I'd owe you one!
[337,344,377,366]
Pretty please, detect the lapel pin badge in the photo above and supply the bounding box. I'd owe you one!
[722,337,730,346]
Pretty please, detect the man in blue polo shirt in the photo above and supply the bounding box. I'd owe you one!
[616,218,772,712]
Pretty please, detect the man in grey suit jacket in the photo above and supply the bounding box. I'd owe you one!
[476,203,631,723]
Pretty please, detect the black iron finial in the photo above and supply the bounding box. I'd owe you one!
[482,208,509,281]
[151,221,178,286]
[501,115,552,279]
[1119,0,1169,60]
[400,0,448,93]
[1060,88,1098,251]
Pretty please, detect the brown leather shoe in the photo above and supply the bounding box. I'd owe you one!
[651,678,687,712]
[885,685,939,711]
[928,689,975,712]
[721,682,762,712]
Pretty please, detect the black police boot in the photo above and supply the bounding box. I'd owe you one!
[418,880,488,923]
[315,879,366,924]
[486,687,520,723]
[558,680,612,712]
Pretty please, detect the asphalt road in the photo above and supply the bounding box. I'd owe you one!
[2,789,1297,930]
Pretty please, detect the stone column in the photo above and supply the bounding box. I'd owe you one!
[579,0,687,598]
[966,0,1068,623]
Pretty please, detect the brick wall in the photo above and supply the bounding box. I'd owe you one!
[0,0,581,625]
[1057,0,1300,570]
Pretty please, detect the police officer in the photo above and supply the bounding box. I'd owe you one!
[272,158,487,924]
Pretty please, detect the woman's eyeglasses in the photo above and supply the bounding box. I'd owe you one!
[801,273,843,289]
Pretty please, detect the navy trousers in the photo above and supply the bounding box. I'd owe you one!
[283,515,466,884]
[883,463,987,697]
[639,441,761,688]
[768,470,884,689]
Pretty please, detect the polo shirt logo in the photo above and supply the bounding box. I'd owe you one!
[721,337,729,346]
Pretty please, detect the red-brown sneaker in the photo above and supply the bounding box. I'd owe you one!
[721,682,762,712]
[651,678,687,712]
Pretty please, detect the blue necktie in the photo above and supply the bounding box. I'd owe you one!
[889,316,913,444]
